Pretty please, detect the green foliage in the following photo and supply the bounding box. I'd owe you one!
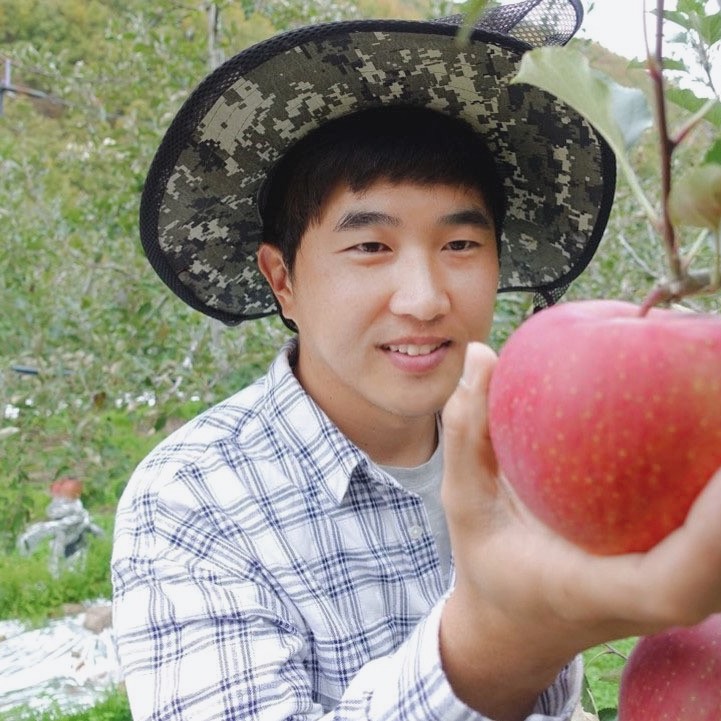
[0,466,40,553]
[0,516,113,623]
[661,0,721,47]
[512,1,721,312]
[0,687,131,721]
[670,162,721,228]
[665,86,721,126]
[2,73,288,548]
[0,0,112,61]
[489,293,532,349]
[582,639,637,716]
[568,150,721,314]
[257,0,362,28]
[0,398,216,549]
[0,7,294,655]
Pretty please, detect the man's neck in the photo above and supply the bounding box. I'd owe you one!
[346,413,439,468]
[290,339,441,468]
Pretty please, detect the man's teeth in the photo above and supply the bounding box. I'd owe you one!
[386,343,442,356]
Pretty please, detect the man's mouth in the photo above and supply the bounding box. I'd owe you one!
[383,341,449,356]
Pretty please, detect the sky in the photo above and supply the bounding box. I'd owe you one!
[578,0,720,92]
[579,0,655,59]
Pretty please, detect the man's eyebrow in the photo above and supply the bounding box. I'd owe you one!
[439,208,493,228]
[334,211,401,231]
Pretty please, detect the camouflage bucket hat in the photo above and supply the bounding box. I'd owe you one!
[140,0,616,325]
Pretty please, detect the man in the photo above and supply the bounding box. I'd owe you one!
[112,2,721,721]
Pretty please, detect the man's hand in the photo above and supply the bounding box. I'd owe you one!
[438,341,721,720]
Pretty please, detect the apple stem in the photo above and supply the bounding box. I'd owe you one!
[639,286,668,316]
[639,269,719,315]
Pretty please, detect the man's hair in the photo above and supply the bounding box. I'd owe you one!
[259,105,507,274]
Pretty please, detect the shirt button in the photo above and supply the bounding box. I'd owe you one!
[409,525,423,540]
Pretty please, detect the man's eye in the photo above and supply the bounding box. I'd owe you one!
[354,242,388,253]
[446,240,478,251]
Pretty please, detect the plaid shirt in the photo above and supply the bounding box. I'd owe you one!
[112,340,581,721]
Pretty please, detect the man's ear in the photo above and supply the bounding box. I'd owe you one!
[257,243,295,320]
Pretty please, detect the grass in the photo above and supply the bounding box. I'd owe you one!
[0,520,113,625]
[583,638,638,715]
[0,688,131,721]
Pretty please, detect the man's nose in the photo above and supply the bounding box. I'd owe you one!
[388,257,451,321]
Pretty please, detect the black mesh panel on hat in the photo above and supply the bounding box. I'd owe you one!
[531,284,570,311]
[437,0,581,47]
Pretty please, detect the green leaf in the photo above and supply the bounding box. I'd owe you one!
[661,58,689,72]
[598,709,619,721]
[677,0,705,13]
[456,0,498,44]
[704,138,721,165]
[666,86,721,127]
[660,7,721,45]
[627,58,688,72]
[661,9,695,32]
[698,12,721,46]
[511,47,654,217]
[461,0,495,16]
[669,30,689,44]
[669,164,721,229]
[607,83,653,149]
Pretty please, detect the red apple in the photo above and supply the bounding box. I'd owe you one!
[618,613,721,720]
[487,299,721,554]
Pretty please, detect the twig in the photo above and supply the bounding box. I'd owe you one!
[617,232,661,279]
[639,269,718,314]
[602,642,629,660]
[671,97,718,146]
[650,0,683,282]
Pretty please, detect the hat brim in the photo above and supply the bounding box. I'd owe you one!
[140,19,616,325]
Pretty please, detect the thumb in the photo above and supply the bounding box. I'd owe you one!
[441,342,499,517]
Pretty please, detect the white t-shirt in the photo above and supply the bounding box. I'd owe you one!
[380,438,451,585]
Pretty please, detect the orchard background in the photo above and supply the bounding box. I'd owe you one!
[1,1,719,719]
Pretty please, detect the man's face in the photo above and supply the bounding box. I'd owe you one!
[259,180,499,435]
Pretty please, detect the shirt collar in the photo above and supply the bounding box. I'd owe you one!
[261,338,372,506]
